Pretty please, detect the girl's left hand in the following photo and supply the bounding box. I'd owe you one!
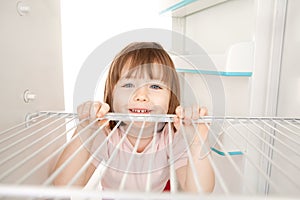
[174,105,209,143]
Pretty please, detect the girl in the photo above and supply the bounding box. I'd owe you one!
[54,42,215,193]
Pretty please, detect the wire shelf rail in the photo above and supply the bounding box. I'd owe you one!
[0,111,299,199]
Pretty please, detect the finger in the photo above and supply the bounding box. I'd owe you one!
[88,101,100,119]
[192,105,200,120]
[81,101,93,119]
[173,116,179,123]
[97,103,110,118]
[180,107,193,125]
[173,116,179,124]
[175,106,183,119]
[173,115,180,130]
[200,107,208,117]
[184,107,192,120]
[97,118,109,127]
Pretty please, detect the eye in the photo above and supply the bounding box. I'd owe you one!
[150,84,162,90]
[122,83,134,88]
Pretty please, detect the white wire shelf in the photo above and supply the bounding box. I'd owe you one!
[0,111,299,199]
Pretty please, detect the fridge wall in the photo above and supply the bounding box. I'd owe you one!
[0,0,65,131]
[277,0,300,117]
[170,0,299,118]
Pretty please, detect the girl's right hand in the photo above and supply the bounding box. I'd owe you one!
[77,101,110,130]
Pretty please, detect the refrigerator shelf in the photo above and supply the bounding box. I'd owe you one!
[0,111,299,199]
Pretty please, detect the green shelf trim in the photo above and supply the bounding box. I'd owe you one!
[159,0,198,14]
[211,147,243,156]
[176,68,252,77]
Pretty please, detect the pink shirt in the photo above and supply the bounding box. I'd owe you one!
[90,124,188,192]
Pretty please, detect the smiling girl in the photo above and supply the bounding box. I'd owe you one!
[54,42,215,193]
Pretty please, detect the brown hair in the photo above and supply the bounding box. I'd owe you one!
[104,42,180,128]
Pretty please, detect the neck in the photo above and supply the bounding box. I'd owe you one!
[126,134,153,153]
[119,122,165,153]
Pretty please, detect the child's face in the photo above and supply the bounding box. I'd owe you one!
[112,66,171,115]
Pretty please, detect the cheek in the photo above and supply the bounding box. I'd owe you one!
[156,92,171,113]
[112,88,133,111]
[164,98,170,112]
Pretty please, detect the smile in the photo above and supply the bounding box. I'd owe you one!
[129,109,151,113]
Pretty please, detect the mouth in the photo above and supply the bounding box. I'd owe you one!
[129,108,151,114]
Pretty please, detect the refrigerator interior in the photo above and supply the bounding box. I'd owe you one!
[0,0,299,199]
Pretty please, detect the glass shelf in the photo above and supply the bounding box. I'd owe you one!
[159,0,197,14]
[176,68,252,77]
[159,0,229,17]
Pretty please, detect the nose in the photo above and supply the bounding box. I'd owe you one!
[133,86,149,102]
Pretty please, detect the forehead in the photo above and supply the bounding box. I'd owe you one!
[120,61,165,80]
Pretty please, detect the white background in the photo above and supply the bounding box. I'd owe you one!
[60,0,171,112]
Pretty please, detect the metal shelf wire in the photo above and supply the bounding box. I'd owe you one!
[0,111,299,199]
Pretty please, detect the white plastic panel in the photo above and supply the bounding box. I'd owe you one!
[277,0,300,117]
[0,0,65,131]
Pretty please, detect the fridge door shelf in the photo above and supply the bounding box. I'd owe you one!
[172,42,254,77]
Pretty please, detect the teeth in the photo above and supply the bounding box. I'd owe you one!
[131,109,148,113]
